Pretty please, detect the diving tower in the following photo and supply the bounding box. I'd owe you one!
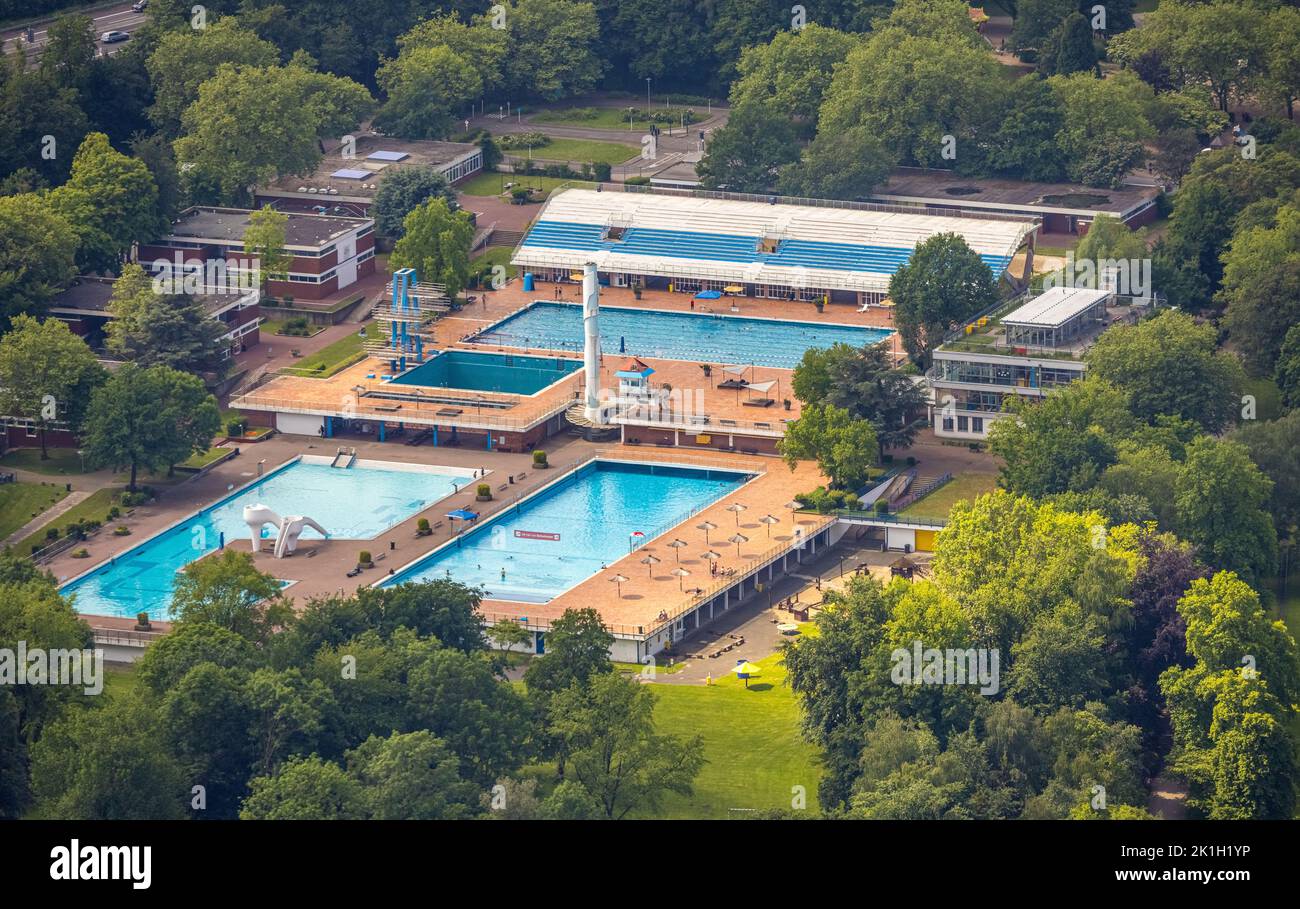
[365,267,451,372]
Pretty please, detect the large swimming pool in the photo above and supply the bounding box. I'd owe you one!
[61,458,476,618]
[389,350,581,395]
[381,460,751,603]
[469,302,892,369]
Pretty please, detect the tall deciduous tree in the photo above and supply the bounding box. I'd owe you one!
[174,60,372,204]
[887,233,998,368]
[170,549,293,644]
[697,100,800,193]
[779,403,878,490]
[548,671,705,819]
[0,315,104,458]
[48,132,163,272]
[1173,437,1277,582]
[81,363,221,490]
[105,264,230,377]
[389,198,474,299]
[0,193,78,327]
[241,206,292,288]
[1086,309,1244,433]
[372,167,457,238]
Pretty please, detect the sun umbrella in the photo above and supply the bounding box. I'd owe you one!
[732,660,763,688]
[670,566,691,590]
[759,514,780,538]
[696,520,717,544]
[609,574,629,598]
[700,550,721,562]
[728,532,748,556]
[725,502,748,525]
[639,554,661,576]
[666,538,688,562]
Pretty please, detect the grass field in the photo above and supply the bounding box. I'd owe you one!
[0,482,68,540]
[531,106,701,130]
[0,448,87,476]
[638,646,822,819]
[278,328,368,378]
[179,447,232,470]
[9,487,120,557]
[459,171,599,198]
[505,137,638,166]
[471,246,519,282]
[899,472,998,522]
[103,663,141,701]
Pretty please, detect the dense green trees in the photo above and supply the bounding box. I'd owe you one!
[785,493,1167,817]
[1086,310,1244,433]
[696,101,800,193]
[173,58,372,204]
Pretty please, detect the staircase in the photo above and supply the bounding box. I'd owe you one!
[493,230,526,247]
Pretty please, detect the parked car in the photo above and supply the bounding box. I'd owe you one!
[100,30,130,43]
[131,0,148,10]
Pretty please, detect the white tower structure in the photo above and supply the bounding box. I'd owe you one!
[582,261,604,424]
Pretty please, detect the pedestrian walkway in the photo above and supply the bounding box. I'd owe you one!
[4,489,89,546]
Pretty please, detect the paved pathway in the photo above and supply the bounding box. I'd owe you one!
[4,490,90,546]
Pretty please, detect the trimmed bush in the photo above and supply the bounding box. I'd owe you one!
[532,450,548,467]
[358,550,372,567]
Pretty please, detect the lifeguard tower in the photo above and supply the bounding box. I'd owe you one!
[365,267,451,373]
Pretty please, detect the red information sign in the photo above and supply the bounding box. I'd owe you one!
[514,530,561,541]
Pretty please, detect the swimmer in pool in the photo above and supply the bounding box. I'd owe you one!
[500,567,507,581]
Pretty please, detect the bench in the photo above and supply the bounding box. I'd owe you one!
[435,408,463,417]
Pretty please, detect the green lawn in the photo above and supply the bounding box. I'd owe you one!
[530,106,701,131]
[471,246,519,281]
[0,447,88,476]
[638,648,822,819]
[179,446,231,470]
[1241,376,1284,422]
[899,472,998,523]
[9,487,120,557]
[458,172,598,198]
[506,137,638,166]
[0,482,68,540]
[102,663,141,701]
[278,328,367,378]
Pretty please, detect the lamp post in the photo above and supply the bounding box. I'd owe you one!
[646,77,651,112]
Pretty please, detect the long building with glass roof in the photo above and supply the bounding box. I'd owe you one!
[512,189,1038,305]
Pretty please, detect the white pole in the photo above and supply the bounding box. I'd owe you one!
[582,262,602,423]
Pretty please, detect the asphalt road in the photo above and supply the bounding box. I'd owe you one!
[2,2,147,63]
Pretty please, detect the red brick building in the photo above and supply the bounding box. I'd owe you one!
[139,207,376,302]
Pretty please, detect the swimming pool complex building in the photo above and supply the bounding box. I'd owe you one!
[512,188,1038,305]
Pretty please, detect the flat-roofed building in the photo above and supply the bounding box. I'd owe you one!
[513,188,1037,306]
[138,206,376,302]
[254,134,483,218]
[927,286,1159,441]
[869,167,1161,235]
[48,275,261,357]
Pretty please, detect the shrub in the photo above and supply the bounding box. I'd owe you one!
[875,499,890,515]
[45,526,60,541]
[108,506,120,519]
[476,483,492,498]
[358,550,372,566]
[227,418,247,437]
[113,525,131,536]
[594,162,612,182]
[532,450,548,467]
[795,486,861,514]
[498,132,551,150]
[624,176,650,186]
[417,518,430,534]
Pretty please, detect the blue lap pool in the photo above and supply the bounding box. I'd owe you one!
[60,458,476,618]
[389,350,581,395]
[381,460,752,603]
[469,302,893,369]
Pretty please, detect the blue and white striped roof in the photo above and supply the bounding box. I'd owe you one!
[513,190,1035,295]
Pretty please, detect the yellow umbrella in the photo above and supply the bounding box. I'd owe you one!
[732,660,762,688]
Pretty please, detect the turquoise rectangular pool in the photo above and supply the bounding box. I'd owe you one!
[60,458,476,618]
[389,350,582,395]
[469,302,893,369]
[381,460,751,603]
